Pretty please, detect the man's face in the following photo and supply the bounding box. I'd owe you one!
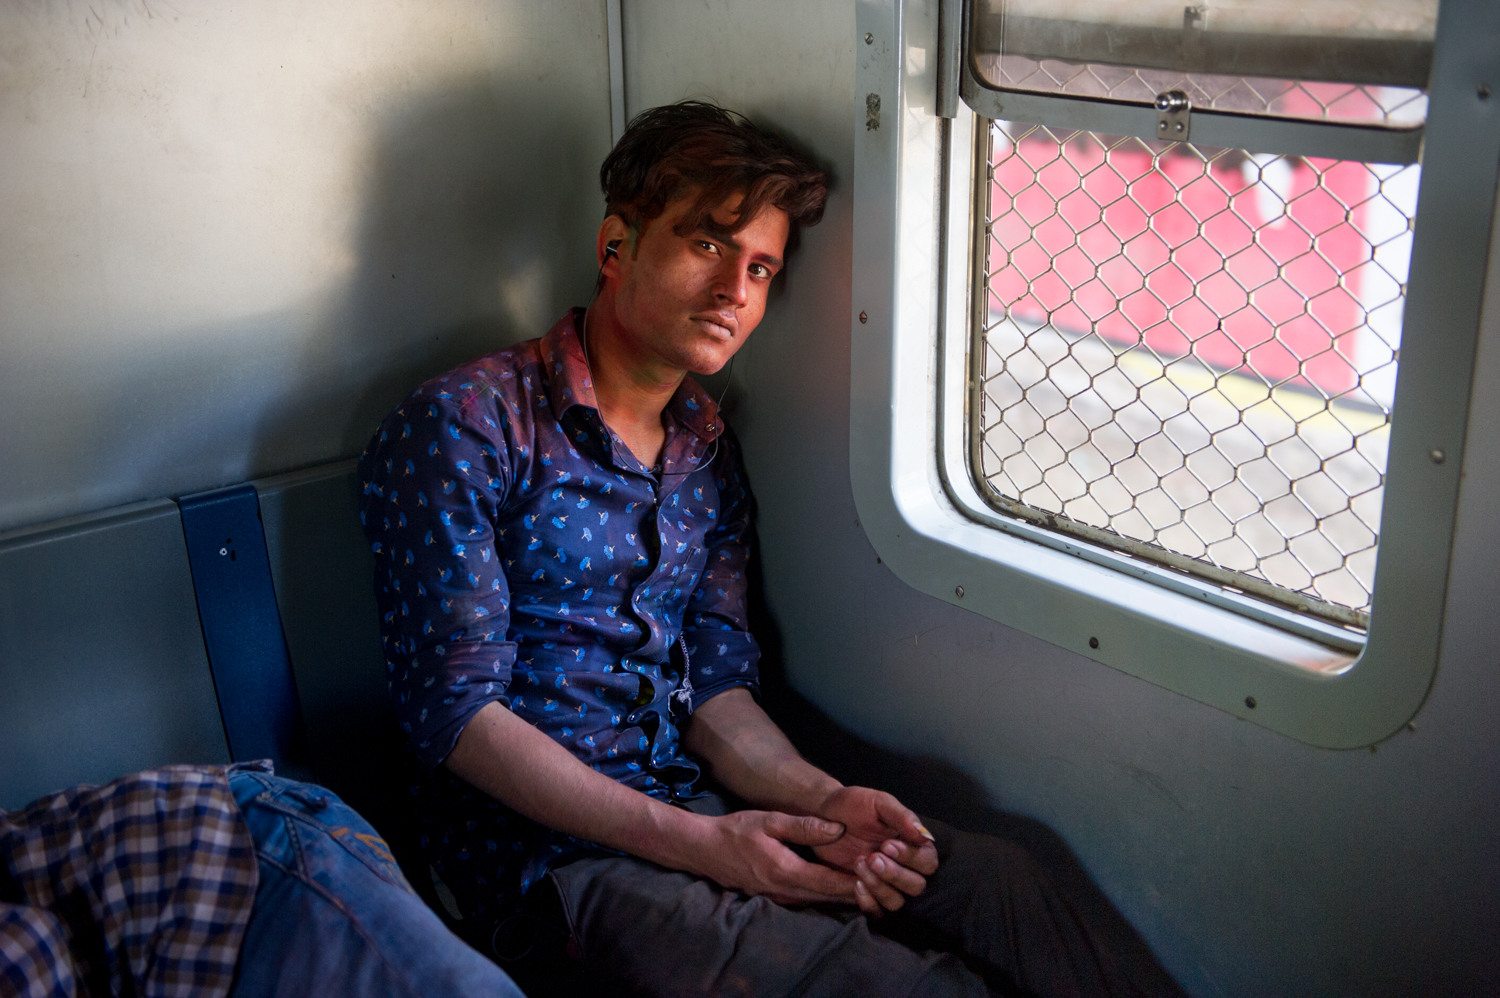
[605,191,790,377]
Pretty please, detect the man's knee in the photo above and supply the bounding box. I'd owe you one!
[922,818,1051,905]
[551,855,995,998]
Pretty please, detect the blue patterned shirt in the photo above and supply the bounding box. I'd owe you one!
[358,310,761,920]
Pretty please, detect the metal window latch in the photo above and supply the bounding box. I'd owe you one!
[1155,90,1191,142]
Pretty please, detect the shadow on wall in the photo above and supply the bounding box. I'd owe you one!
[254,69,604,480]
[249,73,603,892]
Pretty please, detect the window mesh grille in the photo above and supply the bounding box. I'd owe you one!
[974,56,1428,128]
[973,120,1420,627]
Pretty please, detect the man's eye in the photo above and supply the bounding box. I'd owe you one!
[697,240,719,254]
[749,264,772,278]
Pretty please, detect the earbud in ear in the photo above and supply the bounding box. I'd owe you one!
[604,241,621,260]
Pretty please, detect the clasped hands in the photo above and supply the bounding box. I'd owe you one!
[814,785,939,916]
[699,786,938,918]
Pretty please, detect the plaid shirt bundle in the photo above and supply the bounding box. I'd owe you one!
[0,766,259,998]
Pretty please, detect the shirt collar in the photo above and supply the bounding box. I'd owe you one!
[540,309,725,443]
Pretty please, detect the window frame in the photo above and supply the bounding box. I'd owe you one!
[850,0,1499,747]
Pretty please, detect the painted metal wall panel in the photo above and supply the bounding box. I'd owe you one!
[0,0,613,532]
[625,1,1500,994]
[0,502,229,810]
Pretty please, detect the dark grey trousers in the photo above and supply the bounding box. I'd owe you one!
[525,816,1185,998]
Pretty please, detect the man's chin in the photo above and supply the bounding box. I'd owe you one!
[689,354,733,377]
[674,341,738,378]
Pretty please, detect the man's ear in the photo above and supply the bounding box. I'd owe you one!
[596,214,632,276]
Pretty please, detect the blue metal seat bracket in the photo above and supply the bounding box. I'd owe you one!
[178,484,312,777]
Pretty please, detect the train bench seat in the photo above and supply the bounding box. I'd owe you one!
[0,460,406,839]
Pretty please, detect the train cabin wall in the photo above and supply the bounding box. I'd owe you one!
[1,2,1496,995]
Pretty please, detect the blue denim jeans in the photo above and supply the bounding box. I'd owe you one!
[227,770,523,998]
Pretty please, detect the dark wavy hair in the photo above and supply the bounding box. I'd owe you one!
[599,101,828,253]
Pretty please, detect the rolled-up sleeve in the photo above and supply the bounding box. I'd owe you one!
[359,391,516,770]
[679,435,761,710]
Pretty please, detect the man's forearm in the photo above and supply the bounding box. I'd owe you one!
[444,699,859,906]
[682,688,842,815]
[446,700,714,872]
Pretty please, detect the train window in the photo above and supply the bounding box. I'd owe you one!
[851,0,1499,746]
[972,124,1417,630]
[967,4,1430,632]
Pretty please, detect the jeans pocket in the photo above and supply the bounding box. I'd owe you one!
[236,773,413,895]
[316,821,410,892]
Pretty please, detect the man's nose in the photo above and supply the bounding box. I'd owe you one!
[713,262,750,307]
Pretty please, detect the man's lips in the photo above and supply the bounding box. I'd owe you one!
[691,314,738,339]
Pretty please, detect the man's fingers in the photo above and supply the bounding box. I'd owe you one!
[852,879,877,914]
[868,851,926,897]
[772,855,857,904]
[765,811,845,846]
[880,838,940,877]
[852,876,883,916]
[855,857,906,912]
[872,794,934,846]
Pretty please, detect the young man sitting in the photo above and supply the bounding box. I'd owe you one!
[359,101,1184,998]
